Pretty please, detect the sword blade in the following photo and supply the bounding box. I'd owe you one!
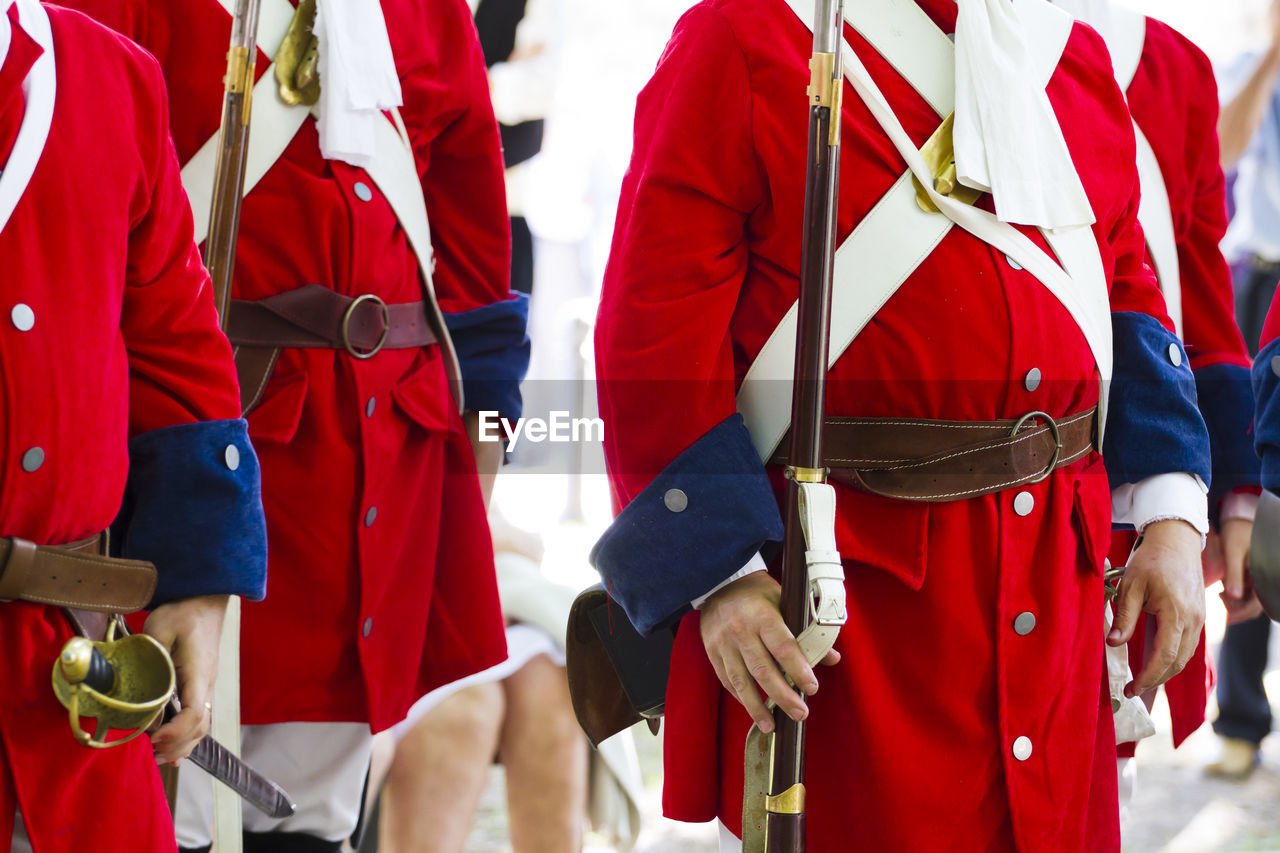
[188,735,297,819]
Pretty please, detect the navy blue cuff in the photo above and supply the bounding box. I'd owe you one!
[443,294,530,423]
[1252,337,1280,492]
[1104,312,1211,490]
[1196,361,1261,517]
[590,414,784,636]
[111,419,267,607]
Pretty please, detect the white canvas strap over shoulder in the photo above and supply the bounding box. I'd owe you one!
[185,0,302,245]
[1109,10,1182,335]
[1056,3,1179,332]
[1102,3,1146,91]
[0,0,55,237]
[187,0,462,404]
[1131,121,1181,335]
[742,0,1112,462]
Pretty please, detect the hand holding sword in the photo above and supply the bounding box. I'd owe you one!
[54,614,297,820]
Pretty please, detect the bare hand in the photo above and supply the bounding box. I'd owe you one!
[1218,517,1265,623]
[144,595,228,764]
[1271,0,1280,49]
[1107,520,1205,698]
[700,572,840,733]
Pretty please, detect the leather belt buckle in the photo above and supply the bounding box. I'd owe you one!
[341,293,390,360]
[1011,410,1061,485]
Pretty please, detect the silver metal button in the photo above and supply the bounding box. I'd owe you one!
[1168,343,1183,367]
[1023,368,1042,392]
[1013,611,1036,635]
[354,182,374,202]
[664,488,688,513]
[366,397,376,418]
[224,444,240,471]
[10,303,34,331]
[365,507,378,527]
[21,447,43,473]
[1013,491,1034,516]
[1273,356,1280,379]
[1012,736,1033,761]
[1005,255,1023,271]
[362,617,373,638]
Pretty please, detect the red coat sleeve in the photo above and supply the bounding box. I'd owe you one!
[397,0,510,314]
[596,4,765,505]
[122,52,242,433]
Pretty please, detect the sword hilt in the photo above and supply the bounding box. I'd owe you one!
[59,637,117,695]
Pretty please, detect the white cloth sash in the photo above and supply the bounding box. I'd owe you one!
[742,0,1113,462]
[0,0,55,237]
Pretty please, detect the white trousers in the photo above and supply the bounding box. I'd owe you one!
[10,813,31,853]
[174,721,373,847]
[719,820,742,853]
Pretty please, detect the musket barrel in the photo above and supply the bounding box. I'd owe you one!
[764,2,843,851]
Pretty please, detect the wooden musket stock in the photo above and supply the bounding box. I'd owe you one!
[766,2,843,851]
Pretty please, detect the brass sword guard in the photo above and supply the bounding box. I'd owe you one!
[51,620,175,749]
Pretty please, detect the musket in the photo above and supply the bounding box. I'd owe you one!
[202,0,267,844]
[207,0,264,326]
[764,2,845,850]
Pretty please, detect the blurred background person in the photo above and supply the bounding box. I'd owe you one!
[1205,0,1280,779]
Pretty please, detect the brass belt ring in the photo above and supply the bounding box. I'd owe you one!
[1011,410,1061,485]
[341,293,390,360]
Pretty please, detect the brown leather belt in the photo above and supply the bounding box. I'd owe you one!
[0,534,157,612]
[226,284,439,413]
[772,407,1098,502]
[227,284,437,357]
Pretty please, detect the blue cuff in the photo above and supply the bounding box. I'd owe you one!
[1252,337,1280,492]
[1104,312,1211,489]
[590,414,784,636]
[111,419,267,607]
[443,294,530,423]
[1196,361,1261,516]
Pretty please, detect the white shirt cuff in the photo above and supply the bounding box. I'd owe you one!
[691,552,768,610]
[1220,490,1260,524]
[1111,472,1210,539]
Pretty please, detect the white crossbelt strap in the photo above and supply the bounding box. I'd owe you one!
[0,0,55,237]
[184,0,300,245]
[191,0,463,405]
[1105,8,1182,336]
[742,0,1113,462]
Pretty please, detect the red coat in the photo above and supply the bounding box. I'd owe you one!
[1112,15,1254,754]
[596,1,1188,849]
[0,5,243,851]
[64,0,513,731]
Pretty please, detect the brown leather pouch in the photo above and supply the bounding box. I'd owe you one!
[566,585,673,748]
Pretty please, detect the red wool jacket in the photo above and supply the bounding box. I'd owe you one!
[63,0,515,731]
[595,0,1202,850]
[0,6,246,851]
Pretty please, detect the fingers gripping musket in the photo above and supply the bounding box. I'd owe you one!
[741,2,846,852]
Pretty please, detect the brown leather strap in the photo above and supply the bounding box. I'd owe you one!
[226,284,437,353]
[0,534,157,612]
[234,345,282,416]
[772,407,1098,502]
